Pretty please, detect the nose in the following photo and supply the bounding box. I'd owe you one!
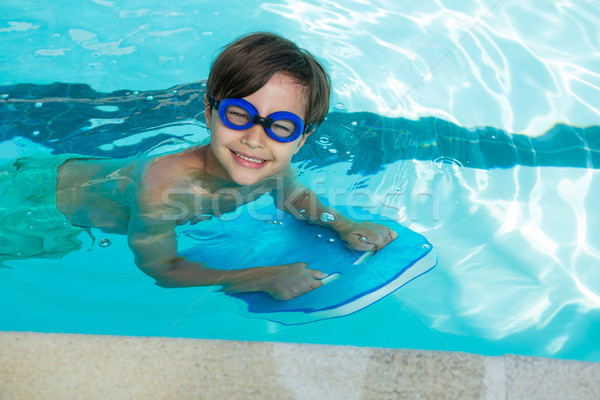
[241,123,267,149]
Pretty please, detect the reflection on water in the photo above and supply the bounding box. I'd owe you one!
[346,159,600,356]
[261,0,600,135]
[2,1,598,134]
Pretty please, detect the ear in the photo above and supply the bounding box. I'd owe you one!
[204,94,212,127]
[293,129,314,154]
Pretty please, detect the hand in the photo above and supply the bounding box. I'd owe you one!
[339,221,397,253]
[223,263,327,301]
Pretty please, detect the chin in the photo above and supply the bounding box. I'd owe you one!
[229,172,266,186]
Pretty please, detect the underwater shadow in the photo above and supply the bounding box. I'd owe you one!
[1,82,598,173]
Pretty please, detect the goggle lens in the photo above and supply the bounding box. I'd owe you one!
[224,105,252,126]
[269,119,297,138]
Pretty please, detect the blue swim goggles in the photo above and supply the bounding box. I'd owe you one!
[206,95,313,143]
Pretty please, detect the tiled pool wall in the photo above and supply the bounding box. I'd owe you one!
[1,331,598,399]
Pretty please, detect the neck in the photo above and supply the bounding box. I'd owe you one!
[198,145,241,189]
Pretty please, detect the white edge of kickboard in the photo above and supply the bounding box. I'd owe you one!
[236,250,438,325]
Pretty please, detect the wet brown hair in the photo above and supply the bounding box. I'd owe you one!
[206,32,331,129]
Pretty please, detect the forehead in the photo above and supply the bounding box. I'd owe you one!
[243,72,309,118]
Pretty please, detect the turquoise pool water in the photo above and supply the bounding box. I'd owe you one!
[1,0,600,361]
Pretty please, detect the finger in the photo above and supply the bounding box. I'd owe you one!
[372,229,395,249]
[310,279,324,289]
[307,268,328,280]
[384,227,396,242]
[357,234,383,251]
[295,282,322,297]
[348,239,376,251]
[220,284,241,294]
[349,237,377,252]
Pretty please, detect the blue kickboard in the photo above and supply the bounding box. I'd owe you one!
[178,205,437,324]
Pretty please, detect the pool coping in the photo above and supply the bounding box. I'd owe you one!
[1,331,599,400]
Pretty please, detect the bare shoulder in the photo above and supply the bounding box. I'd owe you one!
[141,146,208,203]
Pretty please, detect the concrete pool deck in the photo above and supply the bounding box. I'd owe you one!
[1,331,599,399]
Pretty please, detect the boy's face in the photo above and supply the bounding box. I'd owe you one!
[204,72,311,186]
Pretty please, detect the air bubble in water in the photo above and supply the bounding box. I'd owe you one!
[333,102,347,112]
[316,135,332,147]
[99,238,112,248]
[431,156,463,176]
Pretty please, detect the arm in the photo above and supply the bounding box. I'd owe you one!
[274,178,397,252]
[126,216,223,287]
[126,212,325,300]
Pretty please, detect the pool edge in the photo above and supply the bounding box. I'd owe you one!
[1,331,598,399]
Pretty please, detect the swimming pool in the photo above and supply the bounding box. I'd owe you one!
[1,0,599,362]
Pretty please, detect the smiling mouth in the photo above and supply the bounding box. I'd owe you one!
[231,150,267,165]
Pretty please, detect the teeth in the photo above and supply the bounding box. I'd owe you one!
[234,151,265,164]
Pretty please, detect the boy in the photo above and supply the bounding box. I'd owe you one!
[1,32,396,300]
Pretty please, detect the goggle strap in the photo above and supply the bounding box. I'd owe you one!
[303,123,315,135]
[206,94,219,109]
